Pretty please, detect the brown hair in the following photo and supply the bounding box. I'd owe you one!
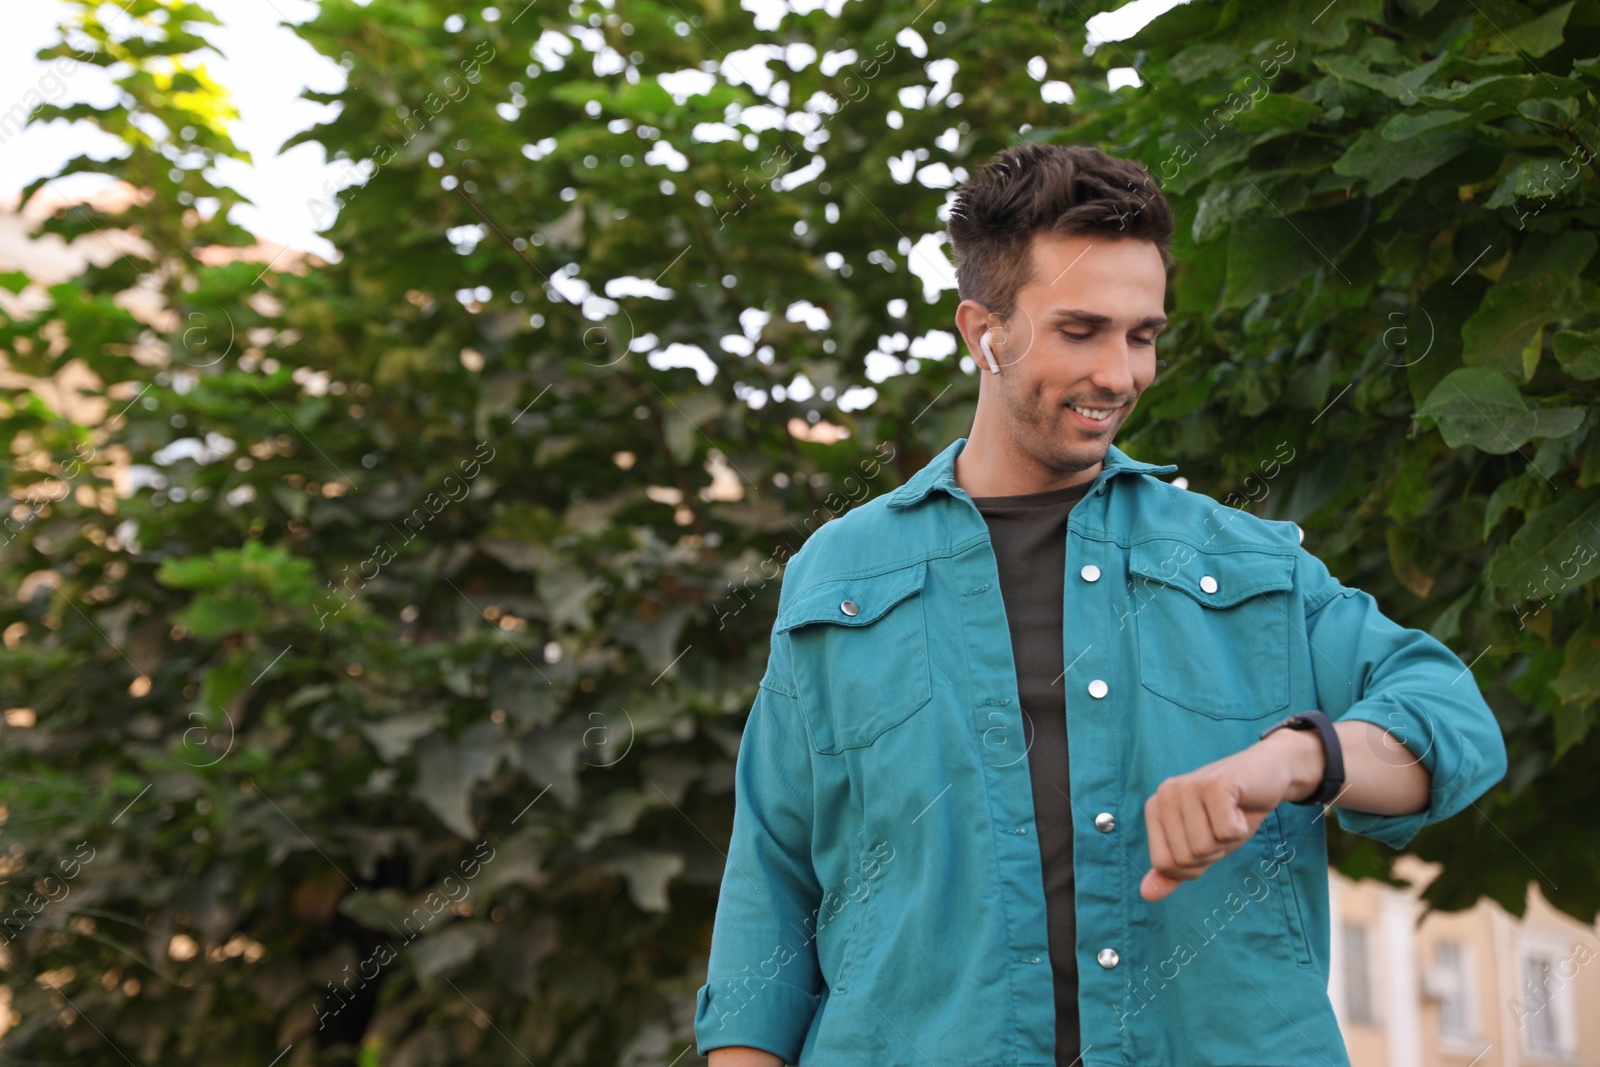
[946,143,1174,320]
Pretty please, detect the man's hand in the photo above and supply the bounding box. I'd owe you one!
[1140,719,1435,901]
[1139,727,1324,902]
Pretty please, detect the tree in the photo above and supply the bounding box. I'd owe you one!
[0,0,1595,1063]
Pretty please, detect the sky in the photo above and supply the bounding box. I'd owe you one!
[0,0,343,257]
[0,0,1182,262]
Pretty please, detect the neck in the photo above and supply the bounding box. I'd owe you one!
[954,404,1104,497]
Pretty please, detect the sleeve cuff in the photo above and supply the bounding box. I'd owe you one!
[1333,805,1430,850]
[694,975,822,1063]
[1331,701,1478,851]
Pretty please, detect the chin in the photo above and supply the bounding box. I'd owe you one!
[1043,439,1110,473]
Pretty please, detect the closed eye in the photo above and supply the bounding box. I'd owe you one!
[1062,331,1158,346]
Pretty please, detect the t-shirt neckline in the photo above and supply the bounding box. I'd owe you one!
[969,480,1092,510]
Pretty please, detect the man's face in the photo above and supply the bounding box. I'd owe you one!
[982,232,1167,478]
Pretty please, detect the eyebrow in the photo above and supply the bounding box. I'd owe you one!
[1044,308,1169,331]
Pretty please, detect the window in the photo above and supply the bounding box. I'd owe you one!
[1433,941,1473,1041]
[1521,951,1568,1057]
[1341,922,1377,1026]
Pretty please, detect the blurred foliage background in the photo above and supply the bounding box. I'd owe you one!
[1,0,1597,1062]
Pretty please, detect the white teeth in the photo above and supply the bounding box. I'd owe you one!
[1070,404,1114,421]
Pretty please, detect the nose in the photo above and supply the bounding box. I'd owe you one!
[1088,339,1137,401]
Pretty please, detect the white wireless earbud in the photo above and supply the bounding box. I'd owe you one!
[979,332,1000,375]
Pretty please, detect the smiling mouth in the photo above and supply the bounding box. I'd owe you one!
[1065,401,1121,423]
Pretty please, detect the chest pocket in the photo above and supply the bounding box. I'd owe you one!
[774,560,933,753]
[1127,538,1296,720]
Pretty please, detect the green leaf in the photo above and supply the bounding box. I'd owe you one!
[1379,108,1476,141]
[1516,96,1581,127]
[406,924,496,984]
[1317,54,1416,103]
[171,592,270,638]
[1463,281,1559,378]
[1222,198,1370,307]
[1522,323,1545,381]
[1234,93,1325,132]
[1416,73,1586,108]
[1386,527,1436,598]
[1416,368,1587,453]
[360,710,442,762]
[1483,486,1600,597]
[1550,623,1600,759]
[1483,157,1583,210]
[1168,42,1241,84]
[1383,444,1435,523]
[1193,174,1305,245]
[1492,1,1574,59]
[338,888,412,931]
[1552,327,1600,380]
[1428,586,1476,643]
[1484,474,1536,538]
[413,722,510,839]
[1549,655,1600,708]
[1581,430,1600,488]
[1503,228,1596,285]
[1332,126,1474,194]
[1460,230,1596,377]
[1552,700,1597,760]
[604,849,685,913]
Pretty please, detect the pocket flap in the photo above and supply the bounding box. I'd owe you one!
[774,560,928,633]
[1129,538,1295,607]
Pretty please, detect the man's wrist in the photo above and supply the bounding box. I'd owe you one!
[1258,725,1326,804]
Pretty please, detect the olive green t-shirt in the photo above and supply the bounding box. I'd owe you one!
[970,478,1091,1067]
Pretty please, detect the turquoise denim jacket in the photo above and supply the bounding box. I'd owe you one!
[694,437,1508,1067]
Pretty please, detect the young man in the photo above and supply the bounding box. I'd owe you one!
[694,144,1508,1067]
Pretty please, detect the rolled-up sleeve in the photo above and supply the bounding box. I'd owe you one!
[694,631,823,1063]
[1299,548,1509,850]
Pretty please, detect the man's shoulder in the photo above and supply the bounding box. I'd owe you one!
[781,491,933,585]
[1118,474,1303,556]
[1117,475,1352,611]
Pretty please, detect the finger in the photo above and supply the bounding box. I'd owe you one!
[1198,777,1252,851]
[1240,807,1273,839]
[1175,778,1221,867]
[1152,780,1200,871]
[1140,867,1182,902]
[1145,792,1173,876]
[1164,781,1221,875]
[1158,794,1214,882]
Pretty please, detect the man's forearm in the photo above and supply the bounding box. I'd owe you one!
[1265,719,1431,814]
[707,1046,783,1067]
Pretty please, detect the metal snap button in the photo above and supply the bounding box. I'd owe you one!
[1199,575,1218,594]
[1094,812,1116,833]
[1087,679,1108,700]
[1097,948,1120,969]
[840,600,859,616]
[1080,564,1101,582]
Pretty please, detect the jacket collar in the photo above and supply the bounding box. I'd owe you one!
[883,437,1178,510]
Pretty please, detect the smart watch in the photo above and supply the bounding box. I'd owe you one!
[1258,709,1345,806]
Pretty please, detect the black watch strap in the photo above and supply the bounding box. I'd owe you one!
[1258,710,1345,806]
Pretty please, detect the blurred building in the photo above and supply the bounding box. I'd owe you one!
[1332,856,1600,1067]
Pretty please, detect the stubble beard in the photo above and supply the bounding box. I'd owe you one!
[1007,376,1117,479]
